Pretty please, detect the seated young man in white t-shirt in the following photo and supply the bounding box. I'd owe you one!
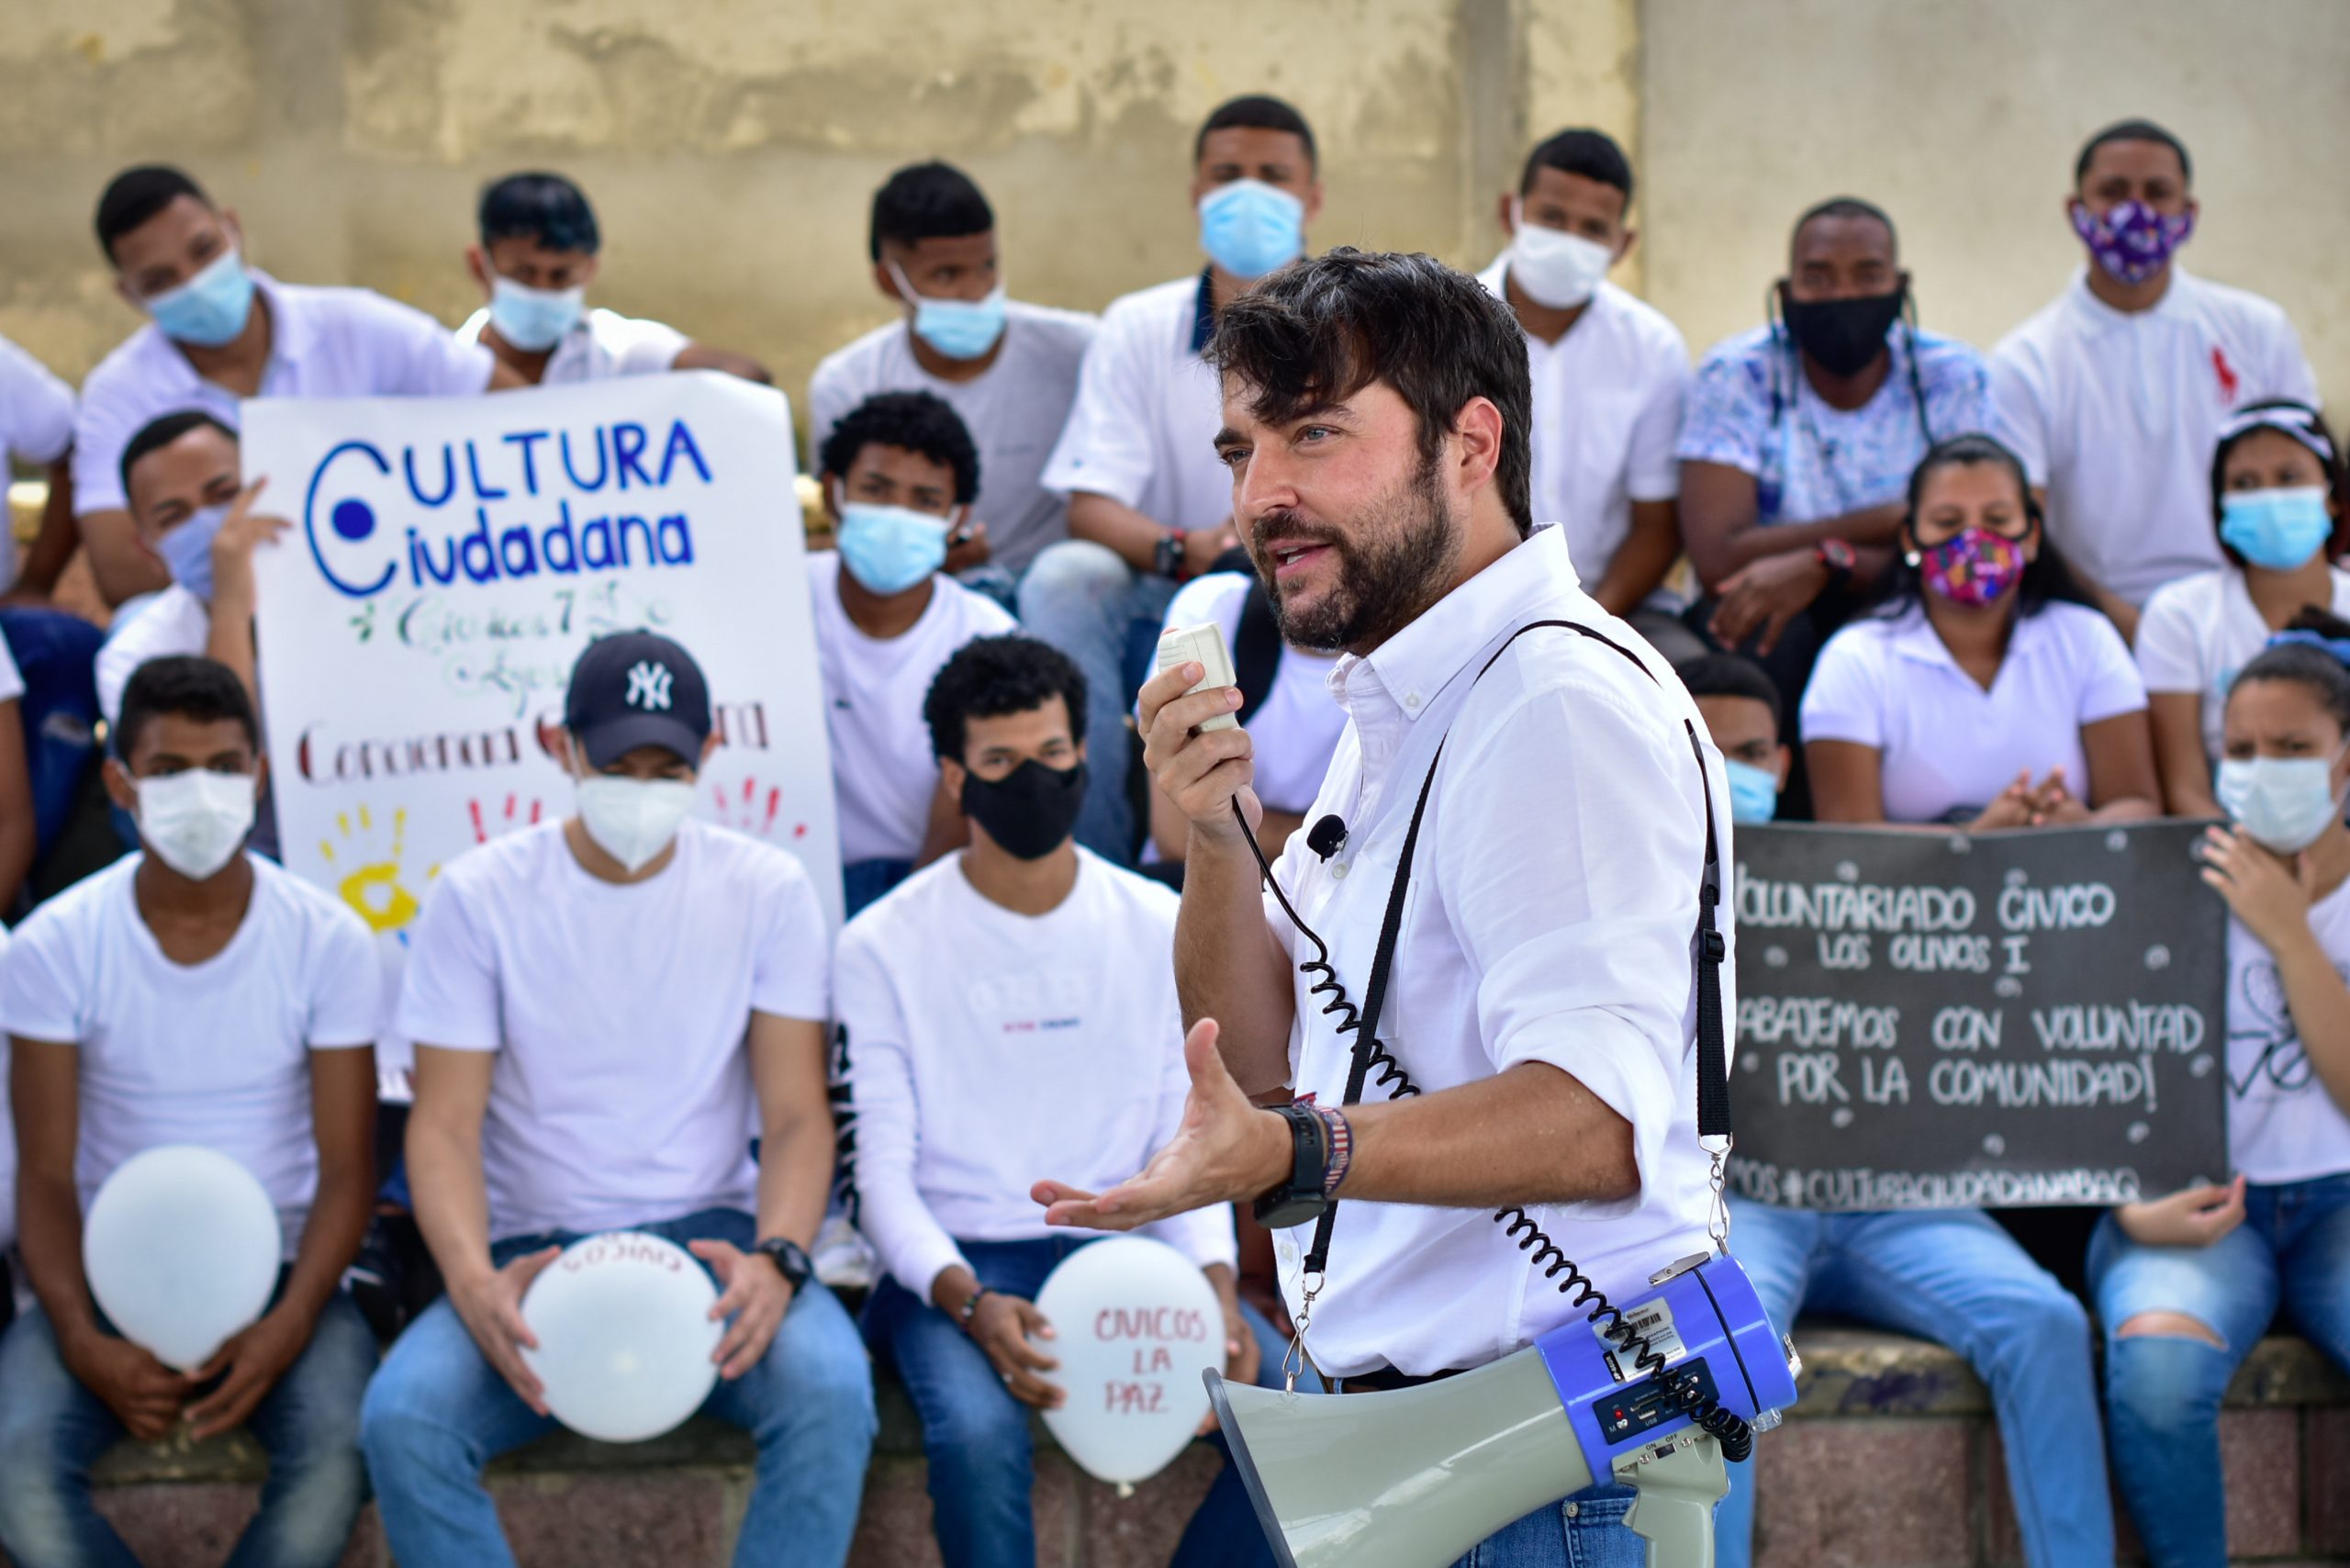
[455,171,771,387]
[0,655,381,1568]
[810,391,1016,916]
[808,161,1097,599]
[95,410,286,729]
[361,631,875,1568]
[74,164,519,608]
[838,634,1271,1568]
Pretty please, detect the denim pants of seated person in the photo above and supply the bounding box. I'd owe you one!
[1017,540,1179,865]
[0,1289,375,1568]
[360,1206,876,1568]
[1715,1200,2111,1568]
[2089,1173,2350,1568]
[867,1234,1305,1568]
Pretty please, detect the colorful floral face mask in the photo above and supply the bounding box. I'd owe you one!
[2070,198,2195,286]
[1918,526,2028,608]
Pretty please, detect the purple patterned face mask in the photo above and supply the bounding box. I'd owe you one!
[1919,526,2028,608]
[2070,198,2195,286]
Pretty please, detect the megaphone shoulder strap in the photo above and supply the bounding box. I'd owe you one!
[1293,615,1732,1279]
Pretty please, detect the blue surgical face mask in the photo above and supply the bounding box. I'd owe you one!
[888,262,1009,361]
[2216,751,2346,854]
[156,504,229,603]
[2220,487,2334,572]
[1198,180,1305,281]
[145,247,256,348]
[488,275,586,352]
[835,492,950,597]
[1723,757,1780,824]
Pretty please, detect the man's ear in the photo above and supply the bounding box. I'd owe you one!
[1303,180,1326,227]
[938,756,968,801]
[464,244,492,297]
[818,475,842,522]
[252,753,270,798]
[1495,192,1517,238]
[1451,395,1505,494]
[1772,743,1793,790]
[103,756,138,815]
[699,732,721,768]
[1616,226,1639,265]
[874,259,906,306]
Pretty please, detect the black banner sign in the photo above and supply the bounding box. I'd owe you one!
[1728,821,2228,1209]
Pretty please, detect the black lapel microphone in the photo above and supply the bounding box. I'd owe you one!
[1306,814,1348,861]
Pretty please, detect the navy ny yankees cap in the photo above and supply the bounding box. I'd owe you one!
[565,630,712,768]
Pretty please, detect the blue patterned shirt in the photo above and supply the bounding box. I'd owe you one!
[1676,324,1991,525]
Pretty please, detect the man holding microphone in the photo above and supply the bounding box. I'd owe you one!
[1035,248,1734,1565]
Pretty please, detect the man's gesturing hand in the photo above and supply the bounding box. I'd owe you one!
[1035,1020,1290,1230]
[1137,663,1260,846]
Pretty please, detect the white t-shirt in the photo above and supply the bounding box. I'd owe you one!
[2136,565,2350,763]
[454,305,688,385]
[1801,600,2147,823]
[835,849,1236,1295]
[0,335,77,595]
[0,855,378,1257]
[1991,267,2320,607]
[1040,274,1233,532]
[1149,571,1341,815]
[96,584,212,728]
[1475,262,1689,597]
[397,819,831,1240]
[806,551,1016,865]
[808,303,1099,577]
[0,923,14,1251]
[73,273,496,516]
[2225,877,2350,1183]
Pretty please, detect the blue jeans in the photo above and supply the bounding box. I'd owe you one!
[1016,540,1177,865]
[1451,1488,1644,1566]
[843,857,915,920]
[360,1207,876,1568]
[0,606,103,863]
[1716,1201,2110,1568]
[2089,1173,2350,1567]
[866,1235,1287,1568]
[0,1292,376,1568]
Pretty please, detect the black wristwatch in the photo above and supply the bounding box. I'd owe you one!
[1252,1103,1334,1229]
[753,1237,813,1293]
[1153,529,1186,580]
[1814,538,1857,587]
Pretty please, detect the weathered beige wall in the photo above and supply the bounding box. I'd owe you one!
[1641,0,2350,398]
[0,0,1639,427]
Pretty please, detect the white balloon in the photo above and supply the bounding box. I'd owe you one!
[84,1145,281,1372]
[521,1232,722,1443]
[1034,1237,1224,1485]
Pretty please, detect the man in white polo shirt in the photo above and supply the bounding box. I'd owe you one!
[1041,250,1737,1564]
[810,390,1015,915]
[1479,128,1695,663]
[455,171,772,388]
[0,655,381,1568]
[72,164,521,607]
[840,633,1264,1568]
[0,333,78,601]
[361,631,874,1568]
[808,162,1097,601]
[1024,94,1323,864]
[1993,118,2319,634]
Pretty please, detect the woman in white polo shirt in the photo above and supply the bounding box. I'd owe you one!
[2089,631,2350,1567]
[2138,401,2350,817]
[1804,432,2160,826]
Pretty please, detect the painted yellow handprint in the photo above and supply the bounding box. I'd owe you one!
[319,803,428,937]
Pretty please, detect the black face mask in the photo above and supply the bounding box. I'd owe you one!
[961,758,1087,861]
[1780,283,1907,379]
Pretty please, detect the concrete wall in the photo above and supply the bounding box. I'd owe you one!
[0,0,1636,424]
[4,0,2341,425]
[1640,0,2350,395]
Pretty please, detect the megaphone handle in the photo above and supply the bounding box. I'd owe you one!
[1618,1438,1729,1568]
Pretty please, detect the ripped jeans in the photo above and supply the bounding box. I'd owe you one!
[2088,1174,2350,1568]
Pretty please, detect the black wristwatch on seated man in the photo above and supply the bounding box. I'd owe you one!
[1153,529,1188,580]
[1253,1103,1335,1229]
[754,1237,814,1293]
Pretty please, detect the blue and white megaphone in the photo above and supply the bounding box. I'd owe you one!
[1206,1253,1800,1568]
